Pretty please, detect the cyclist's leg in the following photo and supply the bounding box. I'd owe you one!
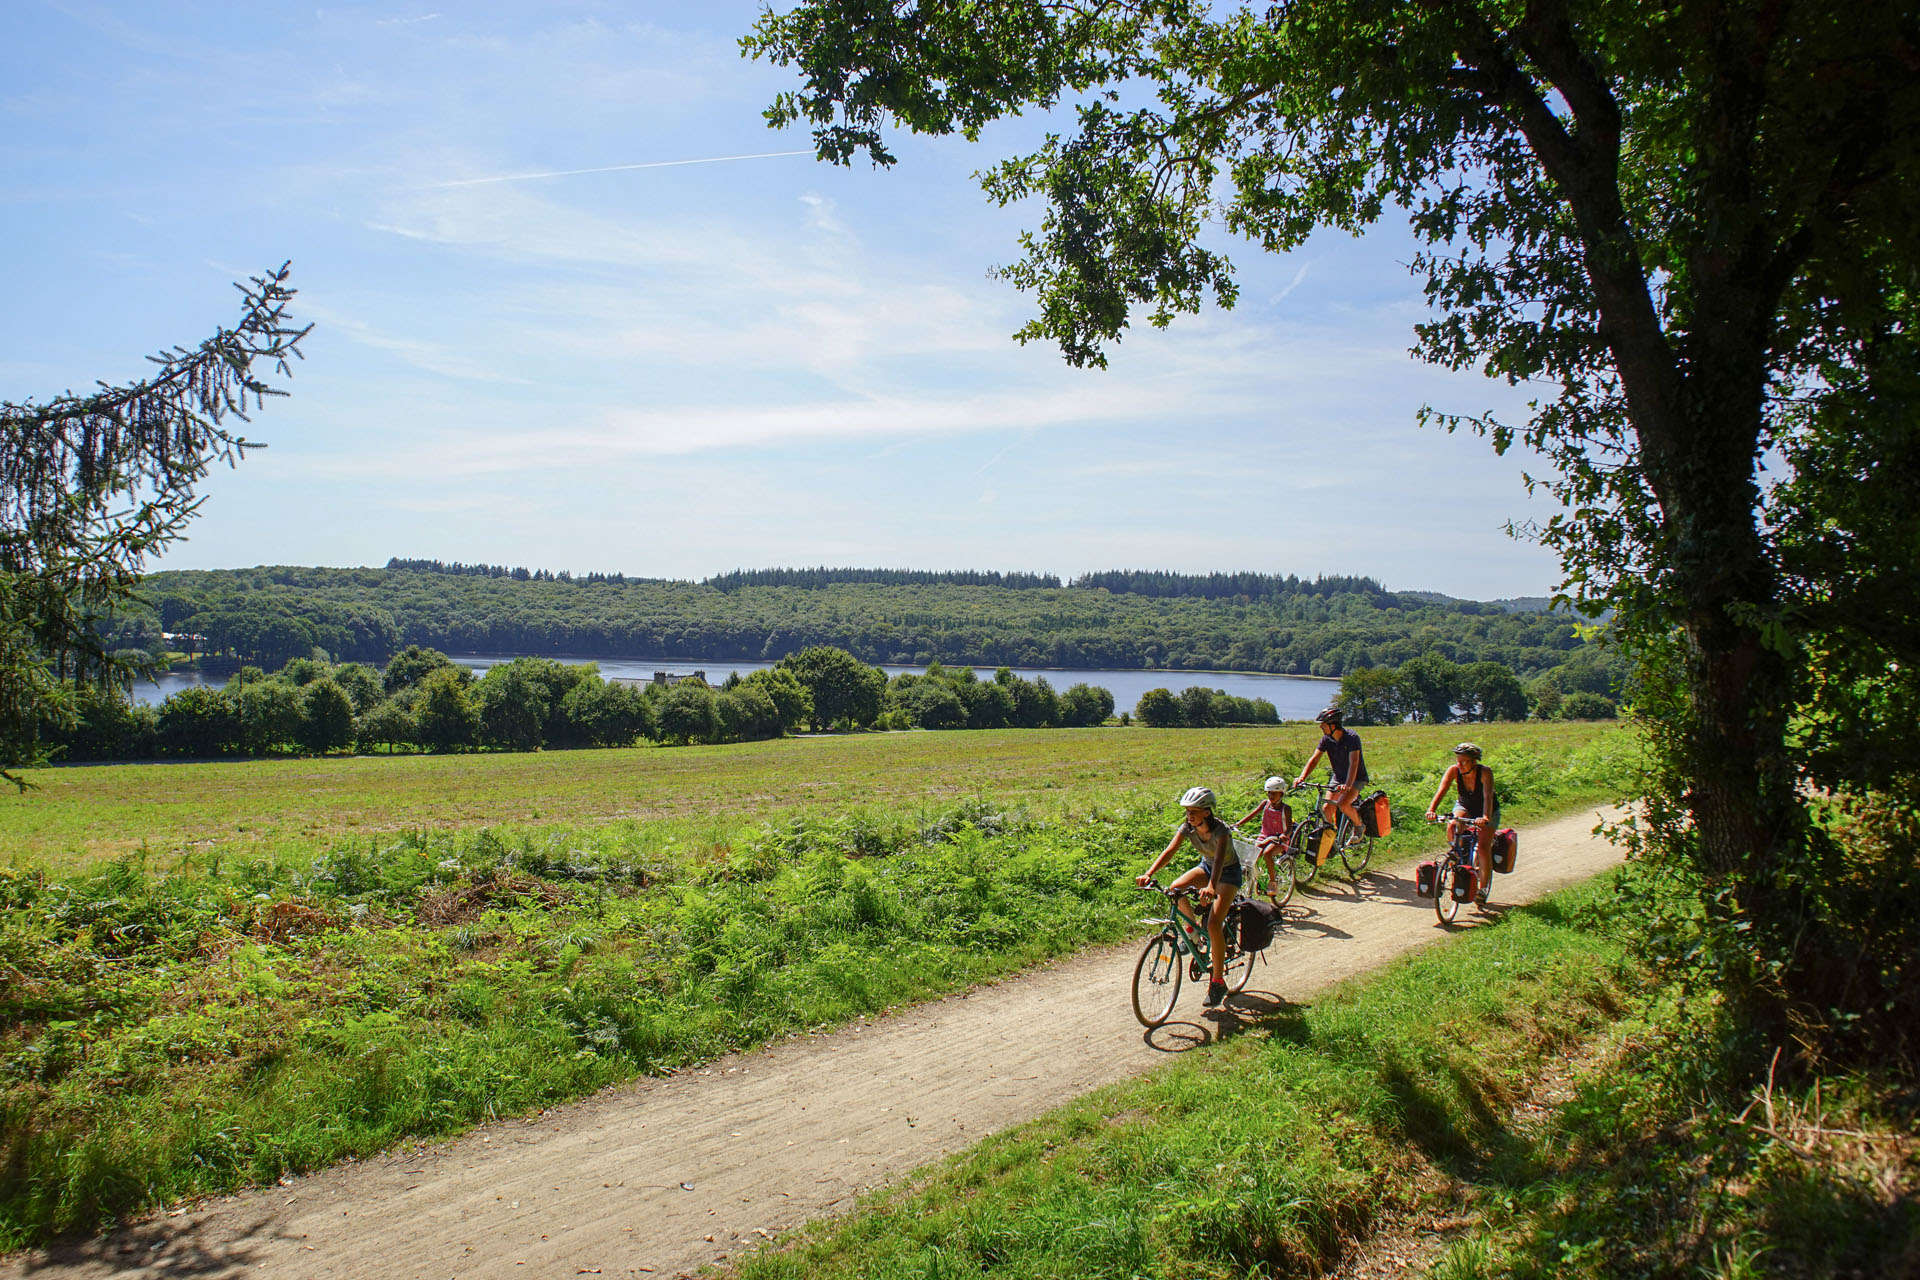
[1474,819,1495,886]
[1255,838,1281,900]
[1331,782,1364,831]
[1167,865,1207,926]
[1206,880,1239,985]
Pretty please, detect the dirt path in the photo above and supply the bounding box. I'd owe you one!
[5,807,1622,1280]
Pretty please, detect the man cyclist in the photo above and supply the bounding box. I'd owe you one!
[1293,706,1368,840]
[1425,742,1498,903]
[1136,786,1241,1009]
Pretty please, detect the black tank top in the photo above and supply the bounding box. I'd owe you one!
[1454,765,1493,820]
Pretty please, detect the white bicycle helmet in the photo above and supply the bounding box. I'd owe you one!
[1263,775,1288,792]
[1178,786,1216,810]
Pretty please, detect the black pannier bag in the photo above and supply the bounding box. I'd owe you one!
[1236,899,1279,951]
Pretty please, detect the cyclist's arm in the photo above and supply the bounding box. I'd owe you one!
[1294,748,1325,787]
[1137,828,1186,883]
[1233,803,1262,828]
[1479,770,1496,826]
[1426,765,1457,819]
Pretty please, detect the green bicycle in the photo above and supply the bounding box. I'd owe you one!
[1131,881,1256,1027]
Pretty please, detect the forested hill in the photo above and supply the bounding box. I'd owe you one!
[127,564,1586,677]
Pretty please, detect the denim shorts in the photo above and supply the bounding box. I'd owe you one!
[1194,860,1245,888]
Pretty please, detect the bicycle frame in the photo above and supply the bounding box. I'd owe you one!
[1288,782,1374,881]
[1140,884,1219,969]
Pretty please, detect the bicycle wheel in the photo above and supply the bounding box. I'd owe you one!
[1290,821,1321,886]
[1223,938,1256,995]
[1435,862,1461,924]
[1340,826,1374,878]
[1265,848,1296,907]
[1132,933,1183,1027]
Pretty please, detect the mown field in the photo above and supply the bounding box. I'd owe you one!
[1,723,1634,1250]
[4,722,1622,872]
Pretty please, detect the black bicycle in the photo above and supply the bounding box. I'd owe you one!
[1428,816,1492,924]
[1288,782,1374,883]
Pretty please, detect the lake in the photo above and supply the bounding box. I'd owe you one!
[134,655,1337,720]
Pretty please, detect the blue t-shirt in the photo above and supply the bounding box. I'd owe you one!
[1319,730,1368,785]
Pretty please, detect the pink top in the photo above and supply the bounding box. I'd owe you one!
[1258,801,1291,839]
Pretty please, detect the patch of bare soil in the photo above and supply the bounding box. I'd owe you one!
[0,809,1622,1280]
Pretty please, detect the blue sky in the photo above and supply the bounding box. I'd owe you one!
[2,1,1567,599]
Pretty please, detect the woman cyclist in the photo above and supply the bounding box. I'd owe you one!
[1425,742,1498,902]
[1294,707,1368,836]
[1136,786,1241,1008]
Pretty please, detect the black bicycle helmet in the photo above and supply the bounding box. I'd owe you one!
[1315,706,1343,726]
[1453,742,1483,760]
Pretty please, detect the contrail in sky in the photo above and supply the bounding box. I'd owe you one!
[430,149,814,188]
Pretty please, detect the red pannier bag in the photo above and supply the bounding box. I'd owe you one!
[1450,865,1480,902]
[1415,860,1438,898]
[1491,827,1518,875]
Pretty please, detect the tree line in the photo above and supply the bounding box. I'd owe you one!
[1128,645,1624,729]
[120,564,1590,680]
[40,645,1131,761]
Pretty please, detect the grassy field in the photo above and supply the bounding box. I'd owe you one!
[0,722,1634,1250]
[3,721,1625,872]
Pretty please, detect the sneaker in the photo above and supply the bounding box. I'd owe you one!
[1203,980,1228,1008]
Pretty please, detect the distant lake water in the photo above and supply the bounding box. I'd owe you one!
[134,655,1336,721]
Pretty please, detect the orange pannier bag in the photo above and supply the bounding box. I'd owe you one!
[1360,790,1392,837]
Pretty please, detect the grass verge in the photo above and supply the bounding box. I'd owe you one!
[1421,986,1920,1278]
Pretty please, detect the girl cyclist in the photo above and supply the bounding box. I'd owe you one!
[1136,786,1241,1008]
[1425,742,1499,901]
[1234,775,1293,902]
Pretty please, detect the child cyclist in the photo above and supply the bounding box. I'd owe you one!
[1234,776,1293,902]
[1135,786,1241,1008]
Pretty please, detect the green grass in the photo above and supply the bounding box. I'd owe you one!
[733,875,1643,1280]
[1419,981,1920,1278]
[3,721,1628,873]
[725,870,1919,1280]
[0,723,1637,1251]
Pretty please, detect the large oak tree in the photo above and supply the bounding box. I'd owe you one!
[748,0,1920,1058]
